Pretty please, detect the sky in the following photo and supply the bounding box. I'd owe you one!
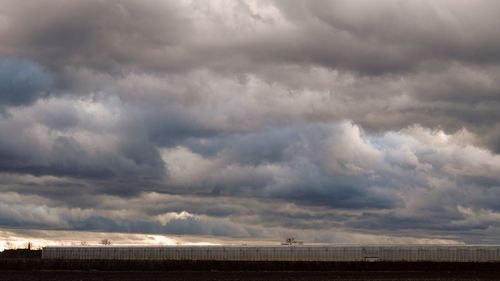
[1,0,500,249]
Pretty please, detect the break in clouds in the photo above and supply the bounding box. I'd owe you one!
[1,0,500,245]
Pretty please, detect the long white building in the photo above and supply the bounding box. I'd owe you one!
[42,245,500,262]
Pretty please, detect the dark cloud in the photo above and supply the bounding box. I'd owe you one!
[0,0,191,73]
[0,0,500,244]
[0,201,249,237]
[0,99,165,179]
[1,0,499,76]
[272,177,402,210]
[270,0,500,73]
[0,59,53,108]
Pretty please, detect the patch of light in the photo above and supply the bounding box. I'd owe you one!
[157,211,195,225]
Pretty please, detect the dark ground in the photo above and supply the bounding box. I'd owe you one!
[2,250,500,280]
[2,270,500,281]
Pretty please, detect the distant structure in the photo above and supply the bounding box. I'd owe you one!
[42,244,500,262]
[281,237,303,245]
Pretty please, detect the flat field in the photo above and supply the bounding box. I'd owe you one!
[1,271,500,281]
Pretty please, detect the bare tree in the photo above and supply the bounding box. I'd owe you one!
[4,241,15,250]
[100,239,111,246]
[281,237,303,245]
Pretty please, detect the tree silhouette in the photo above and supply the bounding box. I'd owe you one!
[100,239,111,245]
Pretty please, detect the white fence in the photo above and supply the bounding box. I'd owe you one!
[42,245,500,262]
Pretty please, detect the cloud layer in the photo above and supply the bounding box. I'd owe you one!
[1,0,500,244]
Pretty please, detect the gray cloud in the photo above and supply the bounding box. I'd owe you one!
[271,1,500,71]
[0,0,500,244]
[0,59,53,109]
[0,0,191,73]
[1,0,499,75]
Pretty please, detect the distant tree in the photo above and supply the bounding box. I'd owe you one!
[25,242,32,250]
[100,239,111,246]
[5,241,15,250]
[80,241,88,246]
[281,237,303,245]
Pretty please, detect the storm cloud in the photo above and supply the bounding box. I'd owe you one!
[1,0,500,245]
[0,59,53,109]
